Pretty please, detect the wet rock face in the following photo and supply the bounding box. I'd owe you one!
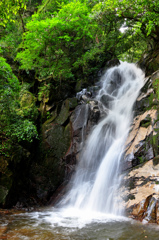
[123,76,159,171]
[122,67,159,224]
[64,98,100,170]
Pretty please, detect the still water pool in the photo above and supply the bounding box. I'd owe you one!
[0,207,159,240]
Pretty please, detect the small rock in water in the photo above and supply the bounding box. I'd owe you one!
[76,89,92,101]
[81,94,89,102]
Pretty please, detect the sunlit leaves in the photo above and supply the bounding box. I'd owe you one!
[16,0,97,81]
[0,0,28,26]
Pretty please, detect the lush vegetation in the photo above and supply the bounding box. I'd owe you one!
[0,50,38,158]
[0,0,159,167]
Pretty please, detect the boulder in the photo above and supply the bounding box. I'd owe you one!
[64,100,100,165]
[130,194,158,223]
[55,98,77,125]
[122,159,159,220]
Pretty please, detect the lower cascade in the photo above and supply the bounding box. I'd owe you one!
[60,62,145,215]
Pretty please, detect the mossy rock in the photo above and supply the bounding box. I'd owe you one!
[55,98,78,125]
[32,122,72,201]
[44,123,71,159]
[75,80,82,92]
[20,91,35,108]
[67,97,78,110]
[31,155,65,200]
[55,100,70,125]
[19,90,38,120]
[42,109,58,132]
[35,97,77,202]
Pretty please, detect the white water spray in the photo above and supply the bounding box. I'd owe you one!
[60,62,144,215]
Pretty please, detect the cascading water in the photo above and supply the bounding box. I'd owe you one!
[60,62,144,215]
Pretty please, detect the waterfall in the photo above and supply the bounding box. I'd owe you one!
[60,62,144,215]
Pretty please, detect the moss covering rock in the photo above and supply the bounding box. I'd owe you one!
[30,98,76,203]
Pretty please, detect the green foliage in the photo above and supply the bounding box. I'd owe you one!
[103,0,159,40]
[19,83,38,121]
[16,0,98,83]
[138,156,144,164]
[16,0,159,85]
[91,0,159,62]
[8,119,38,142]
[0,21,23,59]
[38,82,51,103]
[118,28,147,62]
[37,0,69,18]
[0,54,38,158]
[153,78,159,101]
[0,0,28,26]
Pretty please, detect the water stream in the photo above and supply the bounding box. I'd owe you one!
[1,62,159,239]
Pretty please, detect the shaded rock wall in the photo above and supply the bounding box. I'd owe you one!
[123,75,159,171]
[0,144,36,208]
